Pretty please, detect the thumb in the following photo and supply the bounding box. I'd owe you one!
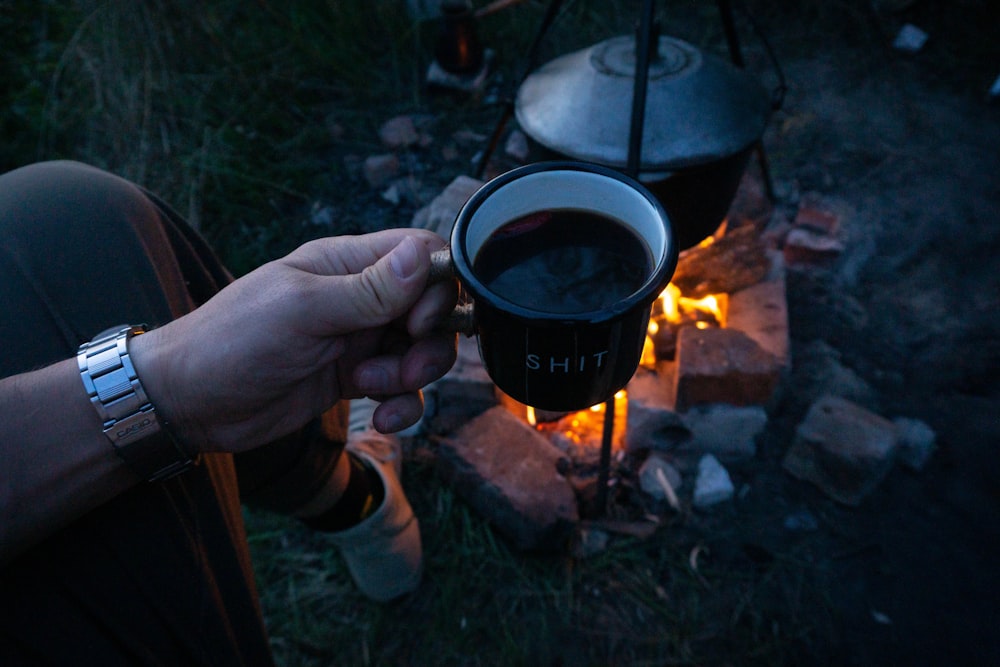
[329,235,429,330]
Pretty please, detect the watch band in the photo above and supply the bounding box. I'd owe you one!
[78,324,195,482]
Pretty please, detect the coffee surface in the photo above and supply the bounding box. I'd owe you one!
[473,209,650,314]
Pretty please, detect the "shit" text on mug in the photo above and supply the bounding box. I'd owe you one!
[526,351,609,373]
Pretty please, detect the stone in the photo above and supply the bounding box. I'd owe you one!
[761,213,793,251]
[782,395,899,506]
[624,365,686,452]
[783,509,819,532]
[378,115,420,149]
[405,0,441,20]
[436,406,579,551]
[783,227,844,266]
[794,200,841,235]
[692,454,735,508]
[362,153,400,188]
[381,183,401,205]
[504,129,530,162]
[638,453,682,508]
[674,327,782,411]
[410,175,482,237]
[892,23,928,53]
[789,339,879,410]
[726,271,790,366]
[678,403,768,461]
[726,171,773,228]
[308,202,335,227]
[424,335,497,435]
[893,416,936,471]
[571,528,610,558]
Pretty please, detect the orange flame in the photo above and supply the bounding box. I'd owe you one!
[651,284,725,328]
[557,390,628,449]
[642,280,727,367]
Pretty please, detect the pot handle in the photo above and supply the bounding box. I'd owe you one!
[428,246,476,336]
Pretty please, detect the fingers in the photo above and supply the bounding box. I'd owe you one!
[286,228,446,276]
[300,232,455,336]
[335,235,430,331]
[353,335,457,396]
[370,392,425,433]
[406,278,459,338]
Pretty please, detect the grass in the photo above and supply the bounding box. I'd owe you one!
[245,454,838,666]
[1,2,842,664]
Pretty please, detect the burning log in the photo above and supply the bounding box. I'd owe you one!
[670,225,771,298]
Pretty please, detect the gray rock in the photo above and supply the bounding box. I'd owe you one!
[362,153,400,188]
[678,403,767,461]
[693,454,735,508]
[638,454,682,507]
[378,115,420,149]
[893,416,935,471]
[410,175,482,237]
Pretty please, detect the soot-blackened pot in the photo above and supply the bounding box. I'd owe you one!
[515,35,771,249]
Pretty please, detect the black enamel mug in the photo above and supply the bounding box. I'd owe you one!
[431,161,677,411]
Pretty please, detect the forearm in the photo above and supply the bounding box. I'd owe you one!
[0,359,137,564]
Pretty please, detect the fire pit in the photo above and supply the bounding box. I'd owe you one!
[416,166,788,552]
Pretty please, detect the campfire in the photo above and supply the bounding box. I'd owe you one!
[510,225,737,455]
[644,233,728,364]
[419,170,790,553]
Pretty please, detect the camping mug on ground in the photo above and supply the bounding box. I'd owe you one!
[430,161,678,411]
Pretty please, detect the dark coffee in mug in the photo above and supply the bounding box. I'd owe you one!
[472,209,652,314]
[440,161,678,411]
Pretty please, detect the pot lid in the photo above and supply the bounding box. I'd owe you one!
[515,35,771,170]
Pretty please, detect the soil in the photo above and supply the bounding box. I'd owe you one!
[258,4,998,663]
[739,9,1000,665]
[436,4,1000,664]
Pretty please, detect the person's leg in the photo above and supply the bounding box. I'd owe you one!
[0,161,274,665]
[0,161,420,657]
[0,160,229,372]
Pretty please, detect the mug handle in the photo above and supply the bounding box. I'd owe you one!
[428,246,476,336]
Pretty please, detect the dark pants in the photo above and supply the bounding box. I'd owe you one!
[0,162,340,665]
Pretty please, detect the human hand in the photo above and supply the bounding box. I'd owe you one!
[131,228,457,453]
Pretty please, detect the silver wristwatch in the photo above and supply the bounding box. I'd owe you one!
[77,324,195,482]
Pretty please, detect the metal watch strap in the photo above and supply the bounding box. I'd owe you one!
[77,324,195,482]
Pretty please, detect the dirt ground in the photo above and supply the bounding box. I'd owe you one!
[409,5,1000,662]
[258,4,1000,663]
[705,5,1000,664]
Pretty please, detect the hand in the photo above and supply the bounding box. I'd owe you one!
[132,228,457,453]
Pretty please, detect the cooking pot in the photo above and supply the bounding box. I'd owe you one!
[515,34,771,249]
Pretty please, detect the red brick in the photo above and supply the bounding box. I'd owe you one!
[674,326,782,411]
[782,395,899,506]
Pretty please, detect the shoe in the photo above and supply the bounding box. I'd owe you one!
[324,402,422,602]
[347,398,402,476]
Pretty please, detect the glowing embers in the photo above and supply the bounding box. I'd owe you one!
[643,283,729,365]
[524,390,628,456]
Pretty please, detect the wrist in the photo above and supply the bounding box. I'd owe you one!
[109,324,201,470]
